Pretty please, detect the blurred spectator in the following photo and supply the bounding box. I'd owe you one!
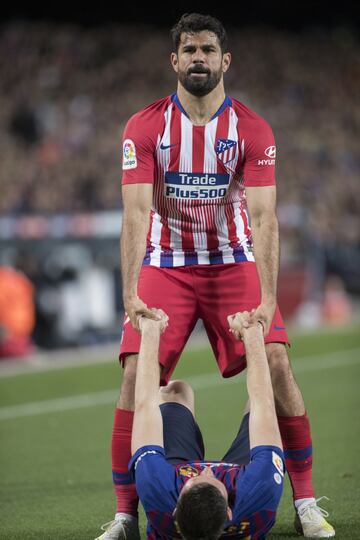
[0,21,358,236]
[0,20,358,340]
[0,266,35,357]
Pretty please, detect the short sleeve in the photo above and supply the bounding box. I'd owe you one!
[121,113,157,185]
[233,445,285,520]
[243,120,277,187]
[129,445,178,513]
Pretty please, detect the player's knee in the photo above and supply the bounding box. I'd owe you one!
[159,380,194,411]
[266,343,291,378]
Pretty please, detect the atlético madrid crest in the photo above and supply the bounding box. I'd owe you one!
[216,138,237,165]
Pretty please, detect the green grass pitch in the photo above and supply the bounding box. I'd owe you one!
[0,326,359,539]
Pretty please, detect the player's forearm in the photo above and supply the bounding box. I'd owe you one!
[243,326,282,448]
[135,324,161,409]
[120,209,149,301]
[251,214,279,305]
[244,326,274,402]
[132,323,163,453]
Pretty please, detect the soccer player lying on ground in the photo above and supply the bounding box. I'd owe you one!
[131,309,284,539]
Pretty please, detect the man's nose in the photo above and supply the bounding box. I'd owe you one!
[192,48,206,62]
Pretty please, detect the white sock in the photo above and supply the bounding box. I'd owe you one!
[295,497,316,510]
[115,512,138,522]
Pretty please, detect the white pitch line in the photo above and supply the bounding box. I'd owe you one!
[0,348,359,422]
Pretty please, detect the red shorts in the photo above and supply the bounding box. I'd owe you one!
[119,262,289,384]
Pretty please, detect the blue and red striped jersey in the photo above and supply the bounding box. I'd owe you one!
[129,444,285,539]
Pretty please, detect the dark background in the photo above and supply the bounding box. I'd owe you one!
[1,2,359,30]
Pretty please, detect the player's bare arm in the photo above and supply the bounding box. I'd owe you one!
[131,310,168,455]
[120,183,161,330]
[245,185,279,336]
[228,312,282,449]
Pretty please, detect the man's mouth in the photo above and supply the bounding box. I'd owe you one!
[188,68,210,76]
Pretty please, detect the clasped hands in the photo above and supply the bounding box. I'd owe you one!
[137,308,264,340]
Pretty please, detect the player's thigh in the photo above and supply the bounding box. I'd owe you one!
[119,266,199,384]
[196,262,289,377]
[160,402,204,464]
[222,412,250,465]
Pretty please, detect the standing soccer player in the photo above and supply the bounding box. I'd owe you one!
[95,13,334,539]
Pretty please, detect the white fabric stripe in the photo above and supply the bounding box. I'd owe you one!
[189,120,219,260]
[167,113,194,264]
[150,106,173,265]
[227,107,240,183]
[204,119,218,174]
[150,132,166,263]
[228,107,252,260]
[204,119,224,258]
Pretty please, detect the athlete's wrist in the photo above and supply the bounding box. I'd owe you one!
[243,323,264,344]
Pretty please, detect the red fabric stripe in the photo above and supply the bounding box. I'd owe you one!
[169,104,181,172]
[215,107,230,174]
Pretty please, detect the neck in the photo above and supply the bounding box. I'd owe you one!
[176,82,226,125]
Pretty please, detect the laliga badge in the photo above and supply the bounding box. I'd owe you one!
[272,451,284,477]
[123,138,137,170]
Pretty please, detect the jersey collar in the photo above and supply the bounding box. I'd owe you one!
[171,93,232,122]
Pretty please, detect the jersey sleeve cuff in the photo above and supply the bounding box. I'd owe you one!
[129,445,165,477]
[121,177,154,185]
[250,445,284,460]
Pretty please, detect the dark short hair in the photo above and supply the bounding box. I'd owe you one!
[171,13,228,53]
[176,483,227,540]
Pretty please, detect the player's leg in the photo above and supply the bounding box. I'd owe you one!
[196,262,334,538]
[266,343,335,538]
[95,266,199,540]
[159,381,205,464]
[221,402,250,466]
[95,354,140,540]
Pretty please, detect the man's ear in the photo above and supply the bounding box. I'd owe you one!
[222,52,231,73]
[171,52,179,73]
[227,505,233,521]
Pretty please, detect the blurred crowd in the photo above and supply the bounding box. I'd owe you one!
[1,21,359,240]
[0,21,359,352]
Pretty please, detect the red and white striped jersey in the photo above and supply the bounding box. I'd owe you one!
[122,94,276,267]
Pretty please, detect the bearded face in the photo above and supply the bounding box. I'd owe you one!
[172,31,230,98]
[178,62,223,97]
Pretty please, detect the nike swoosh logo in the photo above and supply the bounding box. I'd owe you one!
[160,142,178,150]
[274,325,285,331]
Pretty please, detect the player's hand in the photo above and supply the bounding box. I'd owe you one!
[227,311,258,339]
[247,301,276,337]
[124,296,163,332]
[138,308,169,334]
